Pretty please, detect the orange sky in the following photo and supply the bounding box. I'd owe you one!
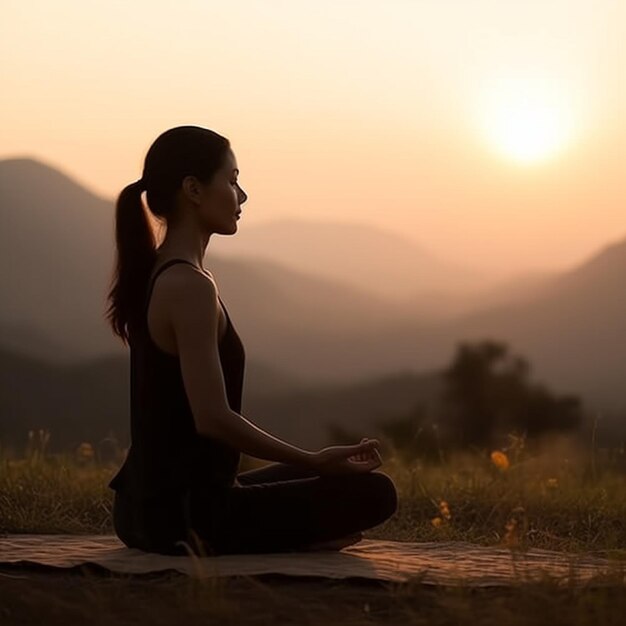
[1,0,624,278]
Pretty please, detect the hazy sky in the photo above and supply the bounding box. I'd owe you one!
[1,0,624,278]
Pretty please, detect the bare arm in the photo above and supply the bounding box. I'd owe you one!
[165,268,315,466]
[200,406,315,466]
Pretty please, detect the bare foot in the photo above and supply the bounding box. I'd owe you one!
[300,531,363,552]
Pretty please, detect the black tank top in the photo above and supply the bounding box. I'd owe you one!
[107,258,245,500]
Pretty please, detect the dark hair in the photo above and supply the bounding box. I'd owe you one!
[105,125,231,345]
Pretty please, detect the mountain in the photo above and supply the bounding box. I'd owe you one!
[0,346,128,453]
[446,236,626,411]
[2,157,626,416]
[0,157,116,362]
[0,158,386,363]
[0,157,444,365]
[0,344,442,452]
[215,231,626,415]
[246,370,444,448]
[396,269,560,321]
[209,217,500,302]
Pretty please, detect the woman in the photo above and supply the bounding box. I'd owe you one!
[105,125,398,556]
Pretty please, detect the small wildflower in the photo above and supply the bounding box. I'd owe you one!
[438,500,451,520]
[502,506,526,548]
[76,442,95,463]
[490,450,510,471]
[503,518,518,547]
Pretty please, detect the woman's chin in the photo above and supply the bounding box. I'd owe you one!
[216,221,239,235]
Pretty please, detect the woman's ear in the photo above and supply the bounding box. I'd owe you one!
[181,175,202,206]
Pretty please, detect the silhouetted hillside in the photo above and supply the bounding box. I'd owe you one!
[0,157,415,365]
[0,345,441,452]
[2,157,626,416]
[210,217,497,301]
[447,236,626,411]
[0,346,127,453]
[0,157,116,361]
[247,370,444,448]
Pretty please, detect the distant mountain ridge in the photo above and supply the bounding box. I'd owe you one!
[0,157,116,360]
[1,156,626,416]
[210,217,499,301]
[0,343,442,451]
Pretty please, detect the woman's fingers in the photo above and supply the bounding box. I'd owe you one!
[351,453,381,471]
[314,440,382,476]
[322,446,382,475]
[357,438,380,452]
[348,446,382,466]
[344,440,378,458]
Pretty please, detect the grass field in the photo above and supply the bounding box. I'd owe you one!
[1,431,625,625]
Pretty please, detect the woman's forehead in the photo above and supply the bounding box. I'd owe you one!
[223,150,238,171]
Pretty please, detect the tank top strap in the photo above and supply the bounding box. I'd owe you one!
[144,258,196,314]
[144,258,228,317]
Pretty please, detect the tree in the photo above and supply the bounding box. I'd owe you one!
[442,339,582,449]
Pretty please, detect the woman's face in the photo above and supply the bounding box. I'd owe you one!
[195,148,248,234]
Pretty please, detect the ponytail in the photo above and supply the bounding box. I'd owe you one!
[104,125,230,347]
[105,180,157,346]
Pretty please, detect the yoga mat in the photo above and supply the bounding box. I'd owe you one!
[1,534,622,586]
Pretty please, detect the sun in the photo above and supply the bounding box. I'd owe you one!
[475,75,577,164]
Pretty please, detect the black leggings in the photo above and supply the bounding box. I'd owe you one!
[113,463,398,556]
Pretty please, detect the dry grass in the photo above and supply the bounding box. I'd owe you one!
[1,431,625,625]
[1,431,624,554]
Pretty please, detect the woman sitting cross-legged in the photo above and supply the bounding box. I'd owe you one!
[105,125,399,556]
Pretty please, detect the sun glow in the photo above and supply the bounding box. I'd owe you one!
[476,74,579,164]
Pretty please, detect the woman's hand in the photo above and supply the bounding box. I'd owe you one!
[308,438,383,475]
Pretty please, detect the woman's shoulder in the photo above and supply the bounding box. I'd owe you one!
[152,263,221,314]
[150,259,216,289]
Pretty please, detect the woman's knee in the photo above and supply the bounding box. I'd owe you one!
[367,471,398,520]
[343,470,398,525]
